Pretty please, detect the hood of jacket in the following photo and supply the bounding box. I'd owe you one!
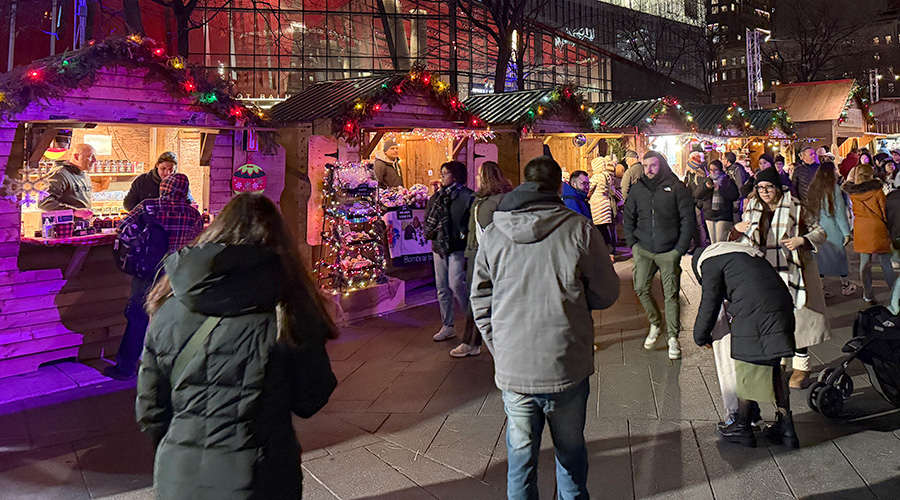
[165,243,283,316]
[497,182,563,211]
[843,179,884,196]
[561,182,588,201]
[692,241,764,281]
[160,172,190,200]
[493,183,571,244]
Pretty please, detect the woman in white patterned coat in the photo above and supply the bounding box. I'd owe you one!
[589,157,620,259]
[734,167,829,390]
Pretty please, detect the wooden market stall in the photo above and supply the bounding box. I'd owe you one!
[688,104,796,169]
[591,97,696,177]
[0,37,285,378]
[270,70,487,324]
[769,79,874,157]
[464,87,622,183]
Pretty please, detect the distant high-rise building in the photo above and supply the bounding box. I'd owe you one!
[707,0,775,105]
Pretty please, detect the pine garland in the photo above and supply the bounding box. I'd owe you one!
[0,36,276,149]
[332,66,482,144]
[516,84,601,134]
[643,96,696,132]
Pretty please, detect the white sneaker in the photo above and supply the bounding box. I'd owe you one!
[643,324,662,350]
[668,337,682,360]
[433,326,457,342]
[449,343,480,358]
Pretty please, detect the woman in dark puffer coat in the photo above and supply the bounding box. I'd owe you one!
[693,242,799,449]
[136,193,338,500]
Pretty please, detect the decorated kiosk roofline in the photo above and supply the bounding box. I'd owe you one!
[0,36,274,144]
[590,97,697,133]
[331,68,482,144]
[464,85,602,134]
[692,104,796,138]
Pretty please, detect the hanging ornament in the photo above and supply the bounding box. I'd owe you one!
[573,134,588,147]
[43,147,67,160]
[232,164,267,194]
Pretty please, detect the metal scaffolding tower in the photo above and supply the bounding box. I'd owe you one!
[746,28,763,110]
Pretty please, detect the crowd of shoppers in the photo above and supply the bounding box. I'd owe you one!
[113,141,900,498]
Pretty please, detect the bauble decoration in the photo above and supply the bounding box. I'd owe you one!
[232,163,267,194]
[573,134,588,147]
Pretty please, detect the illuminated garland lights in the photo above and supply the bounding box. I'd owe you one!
[841,84,878,126]
[714,103,795,138]
[333,67,483,144]
[0,35,275,149]
[520,85,601,134]
[316,162,387,293]
[642,97,697,132]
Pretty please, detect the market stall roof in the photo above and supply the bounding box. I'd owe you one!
[269,75,396,123]
[0,36,271,131]
[771,79,857,122]
[270,70,482,143]
[590,97,695,135]
[591,99,659,129]
[465,89,555,124]
[463,86,598,133]
[691,105,793,136]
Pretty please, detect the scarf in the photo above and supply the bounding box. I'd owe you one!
[739,192,807,309]
[424,183,460,257]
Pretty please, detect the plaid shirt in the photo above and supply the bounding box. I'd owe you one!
[118,173,203,253]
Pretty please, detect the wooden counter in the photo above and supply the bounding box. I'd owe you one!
[0,231,131,378]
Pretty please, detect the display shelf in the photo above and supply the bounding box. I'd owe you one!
[88,172,139,177]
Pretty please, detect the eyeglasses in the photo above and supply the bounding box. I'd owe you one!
[756,185,777,193]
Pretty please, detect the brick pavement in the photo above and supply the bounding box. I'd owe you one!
[1,257,899,499]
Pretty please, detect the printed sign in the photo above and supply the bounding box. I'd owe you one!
[83,135,113,156]
[383,208,431,259]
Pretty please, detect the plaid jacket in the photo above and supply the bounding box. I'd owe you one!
[118,173,203,254]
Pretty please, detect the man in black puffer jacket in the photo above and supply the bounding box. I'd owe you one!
[693,242,798,449]
[624,151,696,360]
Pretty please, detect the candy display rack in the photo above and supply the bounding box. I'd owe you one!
[316,162,387,292]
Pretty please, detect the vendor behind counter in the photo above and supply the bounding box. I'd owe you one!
[38,143,96,220]
[123,151,193,211]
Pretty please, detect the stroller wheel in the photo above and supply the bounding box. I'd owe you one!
[816,386,844,419]
[808,381,826,412]
[837,373,854,399]
[817,367,836,384]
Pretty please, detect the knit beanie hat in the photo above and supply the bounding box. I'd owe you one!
[759,154,776,168]
[383,139,398,152]
[687,156,705,172]
[755,167,782,187]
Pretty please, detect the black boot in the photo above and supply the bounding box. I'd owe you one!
[716,415,756,447]
[763,411,800,449]
[749,401,763,430]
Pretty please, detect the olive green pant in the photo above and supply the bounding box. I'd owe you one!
[632,244,682,339]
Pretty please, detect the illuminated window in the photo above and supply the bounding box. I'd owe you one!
[723,71,728,81]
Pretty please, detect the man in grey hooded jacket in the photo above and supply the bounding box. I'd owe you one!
[471,156,619,500]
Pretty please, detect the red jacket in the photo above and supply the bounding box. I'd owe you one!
[840,153,859,178]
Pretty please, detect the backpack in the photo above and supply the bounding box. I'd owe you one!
[113,203,170,280]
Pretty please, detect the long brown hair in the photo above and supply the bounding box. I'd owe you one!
[146,193,338,345]
[476,161,512,197]
[807,161,838,217]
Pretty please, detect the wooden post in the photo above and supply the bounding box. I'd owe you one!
[27,127,59,167]
[360,131,385,160]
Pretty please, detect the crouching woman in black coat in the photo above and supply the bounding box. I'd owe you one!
[136,193,339,500]
[692,242,799,449]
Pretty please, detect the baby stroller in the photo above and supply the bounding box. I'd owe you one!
[807,306,900,418]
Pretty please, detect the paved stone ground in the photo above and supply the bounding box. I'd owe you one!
[2,257,900,499]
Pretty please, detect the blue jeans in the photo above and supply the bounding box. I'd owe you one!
[433,251,468,327]
[859,252,897,299]
[114,276,153,375]
[502,377,590,500]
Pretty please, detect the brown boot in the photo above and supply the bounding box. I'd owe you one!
[789,369,811,389]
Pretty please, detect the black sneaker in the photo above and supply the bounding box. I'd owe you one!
[103,365,136,381]
[717,411,738,430]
